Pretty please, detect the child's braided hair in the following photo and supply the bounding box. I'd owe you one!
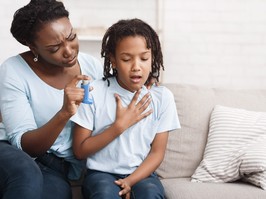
[101,18,164,85]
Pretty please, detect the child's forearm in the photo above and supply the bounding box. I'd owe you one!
[124,132,168,187]
[126,149,164,187]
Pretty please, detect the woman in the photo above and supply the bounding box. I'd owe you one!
[0,0,102,198]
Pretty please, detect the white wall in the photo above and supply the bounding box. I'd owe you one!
[62,0,158,63]
[1,0,266,89]
[162,0,266,88]
[0,0,28,64]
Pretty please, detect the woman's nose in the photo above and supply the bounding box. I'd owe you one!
[63,44,72,58]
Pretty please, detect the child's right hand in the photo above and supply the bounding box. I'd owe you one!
[115,178,131,199]
[114,89,152,133]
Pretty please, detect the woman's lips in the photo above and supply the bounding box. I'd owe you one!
[64,56,77,65]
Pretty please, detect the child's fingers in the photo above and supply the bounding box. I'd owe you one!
[114,94,122,109]
[135,92,151,110]
[128,90,141,107]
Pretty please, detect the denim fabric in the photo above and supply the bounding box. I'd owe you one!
[82,169,165,199]
[35,153,72,199]
[0,141,43,199]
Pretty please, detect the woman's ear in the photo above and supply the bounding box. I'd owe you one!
[28,44,37,57]
[28,44,39,62]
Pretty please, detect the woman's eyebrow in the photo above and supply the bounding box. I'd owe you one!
[45,28,74,48]
[66,28,73,39]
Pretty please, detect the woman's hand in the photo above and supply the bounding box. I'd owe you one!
[61,75,90,117]
[114,89,152,133]
[145,77,159,90]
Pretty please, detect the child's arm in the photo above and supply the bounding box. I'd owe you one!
[115,131,169,197]
[73,90,152,159]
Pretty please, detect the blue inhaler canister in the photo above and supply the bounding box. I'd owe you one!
[81,80,93,104]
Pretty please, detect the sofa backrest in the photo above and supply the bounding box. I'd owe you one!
[157,84,266,179]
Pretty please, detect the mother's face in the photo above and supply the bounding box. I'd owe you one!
[31,17,79,68]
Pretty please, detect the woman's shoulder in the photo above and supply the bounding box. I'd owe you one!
[90,78,108,89]
[78,52,96,61]
[1,55,23,68]
[78,52,101,67]
[78,52,103,80]
[0,54,28,75]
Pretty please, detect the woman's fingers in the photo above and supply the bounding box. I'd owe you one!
[66,75,91,87]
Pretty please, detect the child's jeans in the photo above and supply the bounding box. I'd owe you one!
[82,169,165,199]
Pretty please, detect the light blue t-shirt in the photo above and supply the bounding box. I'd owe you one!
[71,77,180,174]
[0,122,6,140]
[0,52,103,157]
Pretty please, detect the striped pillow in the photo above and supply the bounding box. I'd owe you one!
[191,105,266,190]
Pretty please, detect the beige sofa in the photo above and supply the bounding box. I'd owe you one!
[72,83,266,199]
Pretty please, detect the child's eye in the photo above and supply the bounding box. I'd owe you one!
[122,58,130,62]
[141,57,149,61]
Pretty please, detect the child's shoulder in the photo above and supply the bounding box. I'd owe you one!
[148,85,176,111]
[150,85,174,98]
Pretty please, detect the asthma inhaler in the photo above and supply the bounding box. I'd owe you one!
[81,80,93,104]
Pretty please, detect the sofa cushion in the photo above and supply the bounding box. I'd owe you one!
[157,84,266,179]
[161,178,266,199]
[191,105,266,190]
[244,171,266,191]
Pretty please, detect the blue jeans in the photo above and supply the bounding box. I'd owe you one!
[35,152,72,199]
[0,141,43,199]
[82,169,165,199]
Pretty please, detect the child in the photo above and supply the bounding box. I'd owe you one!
[71,18,180,199]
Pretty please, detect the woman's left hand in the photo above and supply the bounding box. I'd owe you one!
[62,75,90,116]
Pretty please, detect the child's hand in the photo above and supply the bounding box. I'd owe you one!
[115,178,131,199]
[114,90,152,133]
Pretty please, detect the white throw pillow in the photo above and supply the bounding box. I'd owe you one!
[191,105,266,190]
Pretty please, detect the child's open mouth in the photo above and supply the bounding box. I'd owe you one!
[131,75,142,83]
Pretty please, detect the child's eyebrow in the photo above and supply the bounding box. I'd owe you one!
[120,50,151,55]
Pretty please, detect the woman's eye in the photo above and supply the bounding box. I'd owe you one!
[69,34,77,41]
[50,47,59,53]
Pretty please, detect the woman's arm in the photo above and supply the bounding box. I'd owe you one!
[73,90,152,159]
[21,75,88,156]
[115,131,169,197]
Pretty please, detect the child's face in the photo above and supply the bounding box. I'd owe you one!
[112,36,152,92]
